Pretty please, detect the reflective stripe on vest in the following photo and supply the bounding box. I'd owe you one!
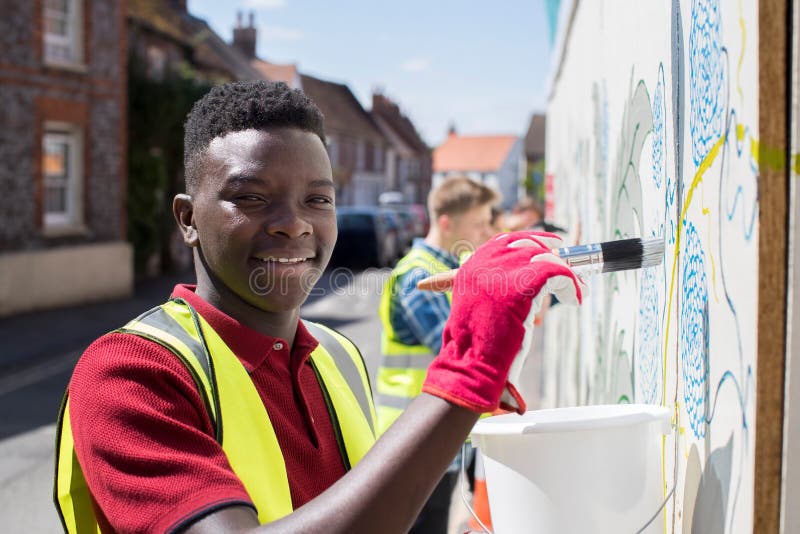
[376,247,452,433]
[55,299,376,532]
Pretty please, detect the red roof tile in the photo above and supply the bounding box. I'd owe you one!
[252,59,299,87]
[433,134,519,173]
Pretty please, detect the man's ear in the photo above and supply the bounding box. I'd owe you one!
[437,214,451,233]
[173,194,199,247]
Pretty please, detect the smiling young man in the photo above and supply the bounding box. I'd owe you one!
[55,81,585,533]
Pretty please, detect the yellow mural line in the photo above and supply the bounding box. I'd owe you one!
[700,178,720,302]
[662,134,726,406]
[736,0,746,103]
[660,134,726,529]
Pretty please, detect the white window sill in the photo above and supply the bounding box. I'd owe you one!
[43,223,89,238]
[43,60,88,74]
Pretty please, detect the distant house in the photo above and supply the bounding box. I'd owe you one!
[432,129,525,210]
[301,75,389,205]
[127,0,262,82]
[231,13,390,206]
[524,113,546,201]
[0,0,131,316]
[370,92,432,205]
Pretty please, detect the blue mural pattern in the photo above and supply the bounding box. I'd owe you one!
[652,71,666,190]
[680,221,710,439]
[689,0,725,166]
[637,252,662,405]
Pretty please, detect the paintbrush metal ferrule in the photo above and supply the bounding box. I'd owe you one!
[556,242,604,273]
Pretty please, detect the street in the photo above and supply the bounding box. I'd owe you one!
[0,268,391,533]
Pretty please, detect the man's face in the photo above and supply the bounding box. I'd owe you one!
[190,127,336,313]
[447,204,495,253]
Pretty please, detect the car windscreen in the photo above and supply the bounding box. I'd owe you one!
[337,213,375,231]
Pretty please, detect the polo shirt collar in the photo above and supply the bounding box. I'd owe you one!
[170,284,319,373]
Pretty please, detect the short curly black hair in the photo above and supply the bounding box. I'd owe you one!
[183,80,326,192]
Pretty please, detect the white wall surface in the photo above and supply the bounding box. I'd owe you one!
[543,1,759,532]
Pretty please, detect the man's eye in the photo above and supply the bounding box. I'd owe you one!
[236,195,263,202]
[308,196,333,205]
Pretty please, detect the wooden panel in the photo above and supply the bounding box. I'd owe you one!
[754,0,790,532]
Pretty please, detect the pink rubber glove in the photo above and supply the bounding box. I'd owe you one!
[422,231,586,414]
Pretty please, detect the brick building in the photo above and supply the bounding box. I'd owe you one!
[370,92,432,205]
[128,0,262,83]
[0,0,131,317]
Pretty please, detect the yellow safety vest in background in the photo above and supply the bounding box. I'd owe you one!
[376,247,452,434]
[54,298,376,533]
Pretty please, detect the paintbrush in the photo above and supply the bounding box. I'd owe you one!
[416,237,665,291]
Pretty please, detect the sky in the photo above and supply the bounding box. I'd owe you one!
[188,0,554,147]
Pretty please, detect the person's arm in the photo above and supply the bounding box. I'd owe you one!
[185,231,586,533]
[184,394,477,533]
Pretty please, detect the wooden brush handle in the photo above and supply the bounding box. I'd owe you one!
[416,269,458,292]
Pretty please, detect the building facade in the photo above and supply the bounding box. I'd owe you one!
[0,0,131,316]
[371,92,432,205]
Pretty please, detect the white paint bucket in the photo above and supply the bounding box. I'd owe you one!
[470,404,671,534]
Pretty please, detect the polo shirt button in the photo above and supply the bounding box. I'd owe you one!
[273,342,284,351]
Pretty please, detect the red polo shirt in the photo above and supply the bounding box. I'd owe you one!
[68,284,348,533]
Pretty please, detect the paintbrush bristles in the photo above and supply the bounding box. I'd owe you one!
[599,238,643,273]
[597,237,664,273]
[640,238,665,268]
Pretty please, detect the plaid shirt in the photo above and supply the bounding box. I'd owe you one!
[388,239,459,355]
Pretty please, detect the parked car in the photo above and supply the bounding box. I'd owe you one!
[407,204,429,236]
[331,206,400,268]
[382,207,416,252]
[381,203,429,248]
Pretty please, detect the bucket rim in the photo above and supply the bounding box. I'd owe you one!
[471,404,672,436]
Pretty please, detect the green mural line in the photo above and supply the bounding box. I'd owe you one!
[750,135,800,173]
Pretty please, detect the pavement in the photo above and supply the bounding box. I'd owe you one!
[0,270,193,439]
[0,270,196,532]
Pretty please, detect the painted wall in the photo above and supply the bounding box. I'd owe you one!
[542,1,759,532]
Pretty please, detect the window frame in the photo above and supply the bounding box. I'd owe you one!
[42,123,85,233]
[43,0,84,68]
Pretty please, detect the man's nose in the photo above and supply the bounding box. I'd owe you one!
[266,207,313,238]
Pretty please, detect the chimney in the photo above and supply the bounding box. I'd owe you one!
[169,0,187,12]
[233,10,257,59]
[447,122,457,138]
[372,91,386,112]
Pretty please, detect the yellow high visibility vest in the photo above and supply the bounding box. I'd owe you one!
[376,247,452,434]
[54,298,377,533]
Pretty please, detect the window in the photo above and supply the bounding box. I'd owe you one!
[146,45,167,80]
[373,144,384,172]
[44,0,83,65]
[327,135,339,167]
[43,125,83,230]
[356,140,365,171]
